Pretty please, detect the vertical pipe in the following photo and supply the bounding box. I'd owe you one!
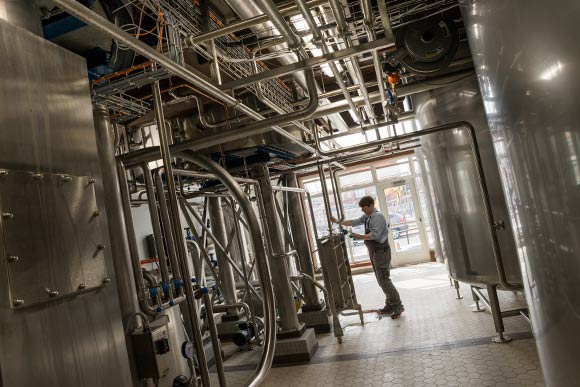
[256,165,302,333]
[202,292,227,386]
[285,173,320,308]
[208,197,238,313]
[152,82,211,385]
[93,104,141,320]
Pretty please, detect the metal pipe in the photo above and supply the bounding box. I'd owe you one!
[208,197,238,312]
[187,0,328,44]
[361,0,389,119]
[321,121,521,290]
[121,68,319,167]
[202,292,227,387]
[173,168,257,184]
[116,159,158,316]
[142,163,172,287]
[93,105,141,320]
[313,119,382,156]
[256,0,303,53]
[53,0,316,155]
[308,70,475,121]
[178,151,276,387]
[317,113,415,141]
[294,0,363,122]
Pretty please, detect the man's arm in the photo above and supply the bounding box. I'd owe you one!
[331,214,365,227]
[351,213,386,240]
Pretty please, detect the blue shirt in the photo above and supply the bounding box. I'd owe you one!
[351,209,389,244]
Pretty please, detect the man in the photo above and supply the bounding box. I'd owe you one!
[331,196,404,319]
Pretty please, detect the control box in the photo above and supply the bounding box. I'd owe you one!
[132,316,172,380]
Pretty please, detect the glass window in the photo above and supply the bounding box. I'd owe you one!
[339,169,373,188]
[376,162,411,180]
[303,178,333,195]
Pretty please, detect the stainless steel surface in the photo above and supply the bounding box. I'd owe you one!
[256,166,303,333]
[188,0,327,44]
[461,1,580,384]
[202,292,227,387]
[53,0,315,156]
[208,197,238,311]
[0,0,42,35]
[414,77,522,287]
[179,151,276,387]
[94,105,141,323]
[284,173,320,308]
[0,19,131,386]
[0,171,107,306]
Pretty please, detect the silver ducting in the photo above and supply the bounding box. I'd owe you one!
[461,0,580,385]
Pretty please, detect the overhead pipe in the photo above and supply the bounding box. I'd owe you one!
[120,69,319,167]
[294,0,363,122]
[188,0,328,44]
[313,120,383,157]
[361,0,390,119]
[327,0,376,121]
[53,0,316,155]
[300,120,522,291]
[178,151,277,387]
[317,112,415,142]
[308,69,475,120]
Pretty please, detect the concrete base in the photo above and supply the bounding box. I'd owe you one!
[273,328,318,364]
[298,308,332,333]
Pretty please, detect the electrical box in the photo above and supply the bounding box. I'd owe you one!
[132,316,172,381]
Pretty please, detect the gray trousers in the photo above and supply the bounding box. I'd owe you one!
[366,240,402,307]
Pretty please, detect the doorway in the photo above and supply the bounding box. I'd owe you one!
[377,176,430,266]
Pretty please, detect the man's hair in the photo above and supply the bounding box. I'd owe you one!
[358,196,375,207]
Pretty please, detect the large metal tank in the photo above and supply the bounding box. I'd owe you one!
[461,1,580,385]
[0,17,132,386]
[415,76,522,287]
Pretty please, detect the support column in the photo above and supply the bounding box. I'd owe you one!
[255,167,303,334]
[255,166,318,364]
[284,173,320,308]
[208,197,238,318]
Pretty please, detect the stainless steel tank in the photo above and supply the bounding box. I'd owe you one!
[461,1,580,385]
[415,76,522,287]
[0,18,132,386]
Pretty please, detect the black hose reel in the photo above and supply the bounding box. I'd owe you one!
[393,17,459,75]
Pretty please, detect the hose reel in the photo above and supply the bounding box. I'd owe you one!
[393,17,459,75]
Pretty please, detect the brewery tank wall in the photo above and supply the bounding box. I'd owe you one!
[461,1,580,385]
[414,76,522,287]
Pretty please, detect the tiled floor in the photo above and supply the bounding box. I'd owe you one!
[213,263,544,386]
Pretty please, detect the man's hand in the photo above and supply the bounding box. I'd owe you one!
[350,233,365,240]
[330,216,338,224]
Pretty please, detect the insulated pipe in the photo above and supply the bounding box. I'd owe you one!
[294,0,363,122]
[284,173,320,308]
[178,151,276,387]
[188,0,328,44]
[255,165,303,333]
[52,0,315,154]
[121,69,319,167]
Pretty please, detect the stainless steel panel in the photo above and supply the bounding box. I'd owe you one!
[0,171,107,307]
[461,1,580,384]
[415,77,522,286]
[0,19,132,386]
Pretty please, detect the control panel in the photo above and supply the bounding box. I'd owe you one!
[132,316,172,381]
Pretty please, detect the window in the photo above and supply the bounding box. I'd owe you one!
[376,162,411,180]
[339,169,373,188]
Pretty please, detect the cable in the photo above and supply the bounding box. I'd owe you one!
[423,71,475,86]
